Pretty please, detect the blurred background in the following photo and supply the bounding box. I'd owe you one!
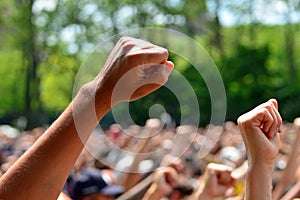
[0,0,299,129]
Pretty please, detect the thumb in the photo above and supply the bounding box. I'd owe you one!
[142,62,173,85]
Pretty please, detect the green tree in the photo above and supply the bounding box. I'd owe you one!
[16,0,46,128]
[223,44,274,120]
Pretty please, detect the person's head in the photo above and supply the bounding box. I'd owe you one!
[68,168,123,200]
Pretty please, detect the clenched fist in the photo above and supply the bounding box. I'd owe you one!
[237,99,282,164]
[87,37,174,112]
[237,99,282,199]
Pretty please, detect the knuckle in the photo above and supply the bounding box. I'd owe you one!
[237,115,253,132]
[160,46,167,53]
[119,36,129,42]
[119,36,131,46]
[207,163,215,169]
[237,116,245,126]
[161,48,168,57]
[265,102,273,109]
[261,107,270,114]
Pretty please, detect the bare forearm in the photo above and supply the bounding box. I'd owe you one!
[0,84,110,200]
[246,162,274,200]
[0,36,173,200]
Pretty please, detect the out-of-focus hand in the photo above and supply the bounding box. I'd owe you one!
[152,167,177,196]
[87,37,173,111]
[195,163,236,199]
[142,167,177,200]
[237,99,282,165]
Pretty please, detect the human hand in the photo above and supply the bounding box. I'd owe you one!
[237,99,282,165]
[88,37,173,109]
[142,167,177,200]
[195,163,236,199]
[152,167,177,196]
[238,99,282,200]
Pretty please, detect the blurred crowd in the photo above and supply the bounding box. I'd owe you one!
[0,117,300,200]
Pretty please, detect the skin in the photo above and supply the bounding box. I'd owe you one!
[142,167,178,200]
[237,99,282,200]
[143,163,236,200]
[194,163,236,200]
[0,37,173,200]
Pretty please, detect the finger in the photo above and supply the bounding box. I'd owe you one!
[253,101,273,112]
[259,107,274,137]
[251,100,281,138]
[269,98,278,110]
[130,63,173,101]
[207,163,234,186]
[272,104,282,134]
[253,99,278,113]
[126,47,169,68]
[207,170,218,185]
[216,171,234,186]
[267,104,280,139]
[207,163,233,172]
[144,63,172,85]
[164,60,175,69]
[275,109,282,131]
[267,100,282,137]
[119,36,155,48]
[165,171,176,188]
[270,99,283,132]
[116,37,169,68]
[142,61,173,77]
[164,167,178,188]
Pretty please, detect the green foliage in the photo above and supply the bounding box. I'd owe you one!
[39,54,78,113]
[222,44,274,119]
[0,49,24,117]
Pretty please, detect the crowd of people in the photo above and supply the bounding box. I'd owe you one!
[0,37,299,199]
[0,115,299,199]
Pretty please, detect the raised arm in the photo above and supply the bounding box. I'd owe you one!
[0,37,173,200]
[237,99,282,200]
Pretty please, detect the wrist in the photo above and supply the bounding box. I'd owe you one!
[248,159,275,172]
[73,81,112,121]
[77,80,112,120]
